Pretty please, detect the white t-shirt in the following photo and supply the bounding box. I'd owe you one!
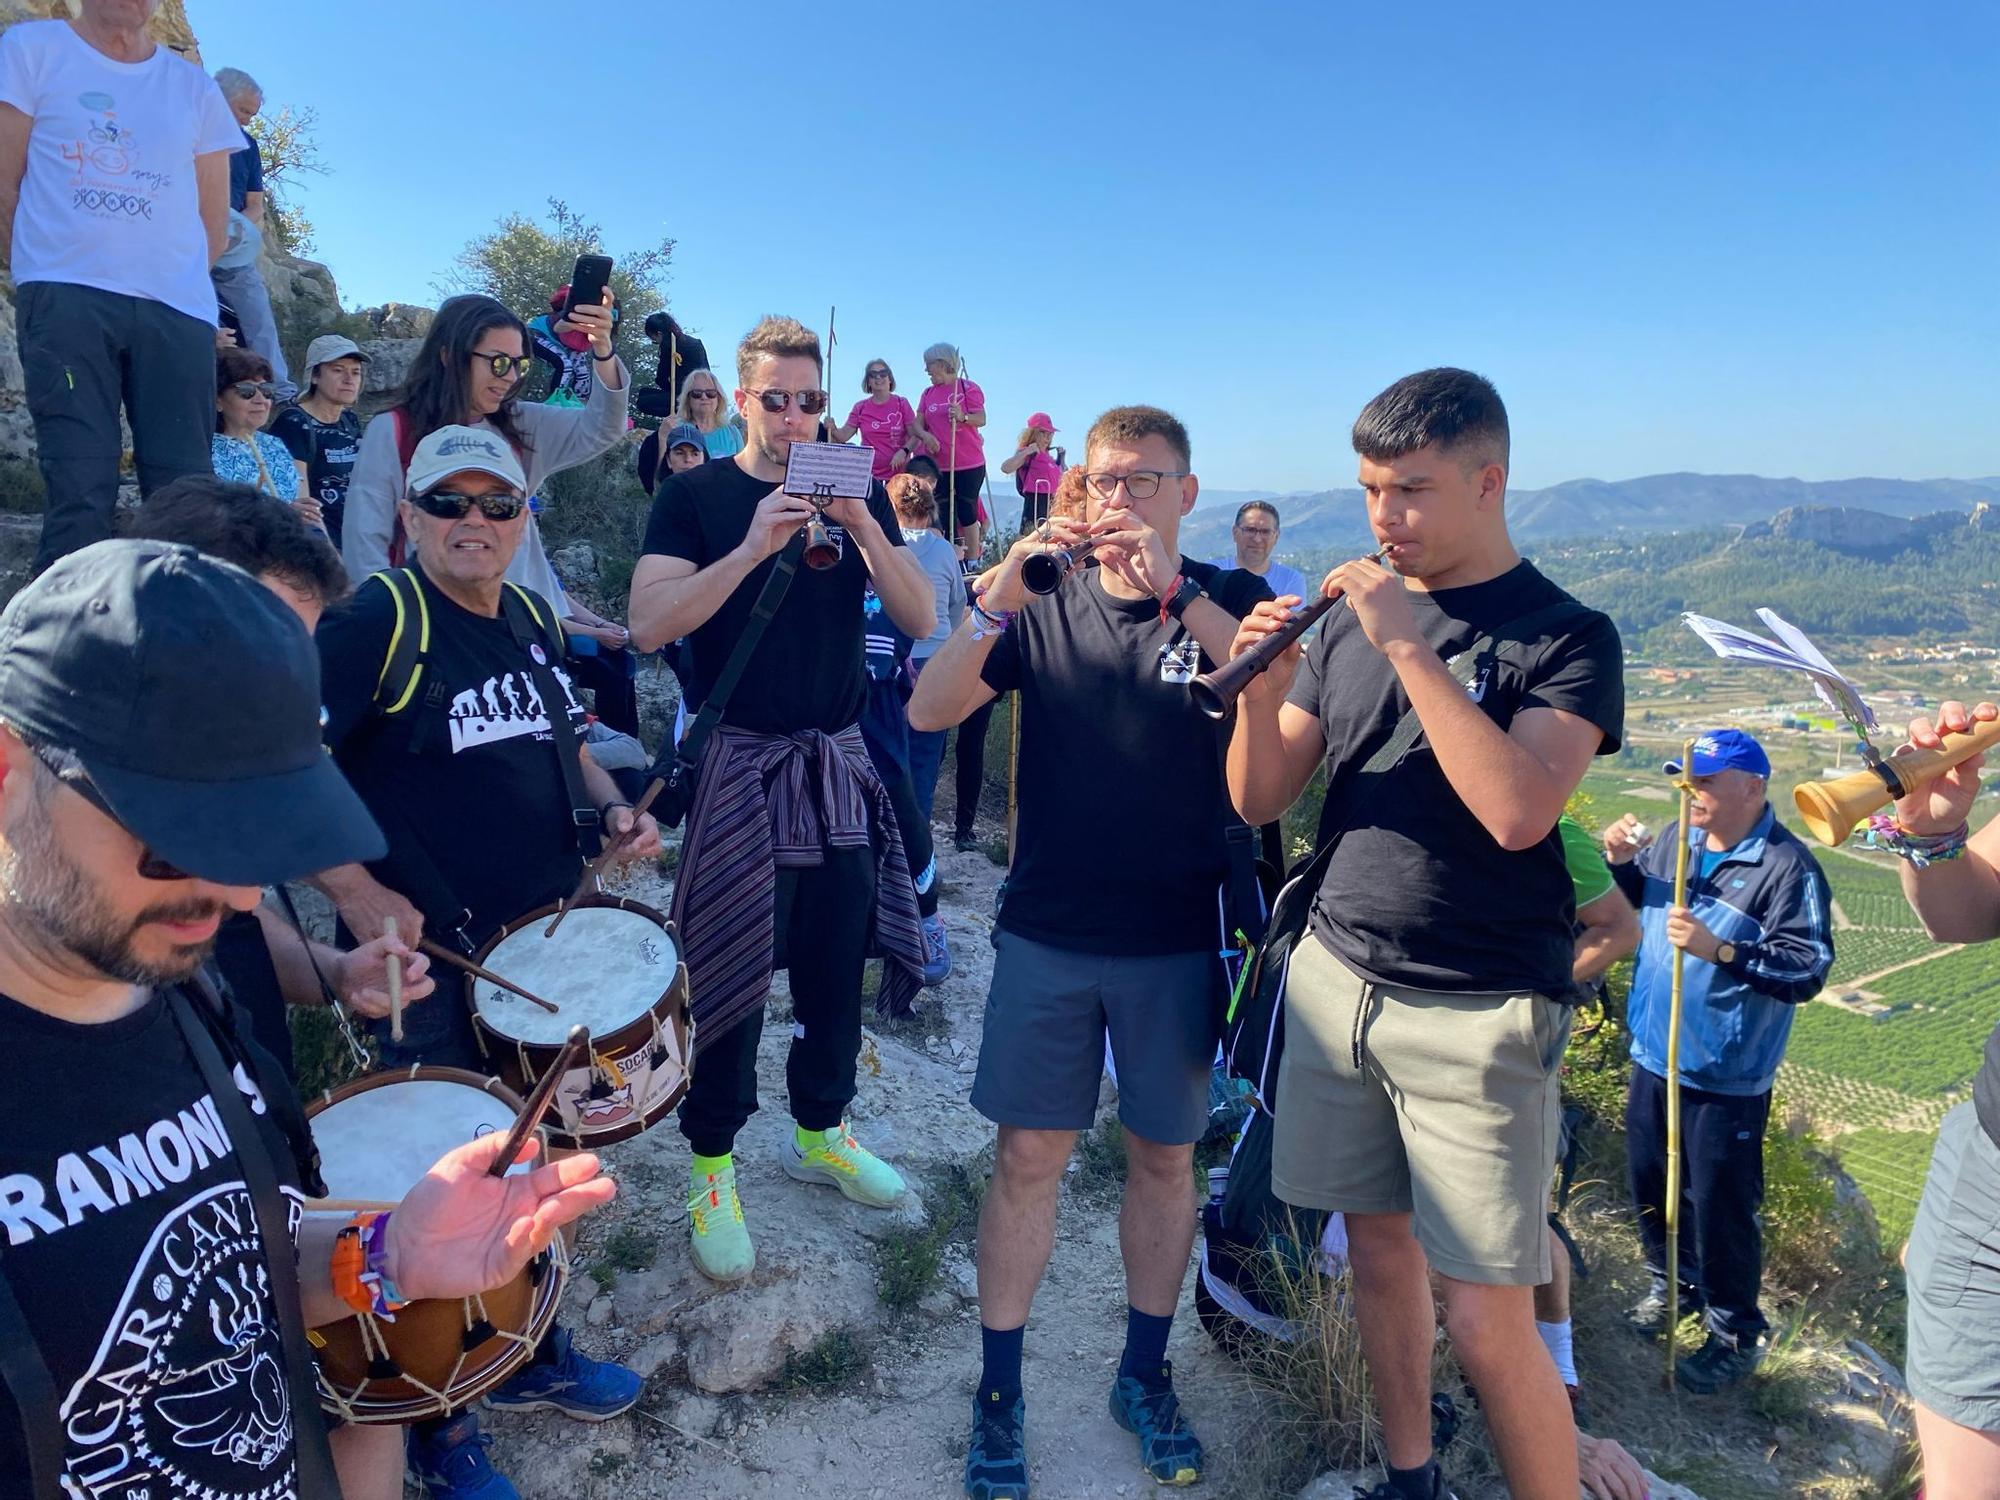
[1209,555,1309,600]
[0,21,241,323]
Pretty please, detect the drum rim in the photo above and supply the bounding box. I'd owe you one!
[466,894,683,1033]
[305,1063,528,1119]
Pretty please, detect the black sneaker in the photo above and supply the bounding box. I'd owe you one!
[1625,1287,1704,1339]
[1675,1330,1762,1394]
[1353,1463,1458,1500]
[964,1389,1029,1500]
[955,831,980,853]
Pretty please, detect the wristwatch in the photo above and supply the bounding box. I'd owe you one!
[1162,574,1205,621]
[1715,941,1738,966]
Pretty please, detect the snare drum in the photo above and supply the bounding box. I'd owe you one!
[305,1067,567,1424]
[468,895,693,1148]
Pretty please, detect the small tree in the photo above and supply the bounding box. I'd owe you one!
[246,104,327,256]
[444,199,673,382]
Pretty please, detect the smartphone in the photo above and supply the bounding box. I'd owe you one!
[562,254,614,319]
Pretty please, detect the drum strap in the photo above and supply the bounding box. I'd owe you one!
[168,983,344,1498]
[0,1263,63,1500]
[497,582,604,861]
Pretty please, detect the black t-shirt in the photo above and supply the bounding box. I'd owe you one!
[268,404,362,547]
[0,987,315,1496]
[641,456,907,734]
[1286,559,1624,995]
[317,567,589,946]
[982,559,1274,955]
[211,909,296,1082]
[228,126,263,212]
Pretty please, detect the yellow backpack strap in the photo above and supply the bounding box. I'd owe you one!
[371,568,431,716]
[502,582,566,656]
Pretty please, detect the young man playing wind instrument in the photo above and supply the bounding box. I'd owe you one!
[910,406,1271,1499]
[1226,369,1624,1500]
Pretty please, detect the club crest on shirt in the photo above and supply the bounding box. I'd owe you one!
[1159,638,1200,685]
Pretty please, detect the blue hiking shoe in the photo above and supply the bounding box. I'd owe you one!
[964,1388,1030,1499]
[484,1326,642,1421]
[408,1411,519,1500]
[921,913,954,987]
[1109,1362,1204,1486]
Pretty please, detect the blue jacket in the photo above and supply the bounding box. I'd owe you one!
[1614,805,1834,1095]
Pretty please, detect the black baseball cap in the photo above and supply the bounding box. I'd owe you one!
[0,540,385,884]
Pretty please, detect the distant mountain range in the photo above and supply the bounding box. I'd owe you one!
[1183,474,2000,562]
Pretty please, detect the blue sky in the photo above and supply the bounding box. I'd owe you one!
[196,0,1996,495]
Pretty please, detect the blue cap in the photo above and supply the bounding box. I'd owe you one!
[664,422,706,455]
[1664,728,1770,779]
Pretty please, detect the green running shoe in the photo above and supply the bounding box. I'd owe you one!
[688,1163,755,1282]
[784,1122,907,1207]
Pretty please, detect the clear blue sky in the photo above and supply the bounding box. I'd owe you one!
[197,0,1997,495]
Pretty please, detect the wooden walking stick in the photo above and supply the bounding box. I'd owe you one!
[825,306,836,418]
[1664,737,1697,1391]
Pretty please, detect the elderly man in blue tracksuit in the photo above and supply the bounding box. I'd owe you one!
[1601,728,1833,1394]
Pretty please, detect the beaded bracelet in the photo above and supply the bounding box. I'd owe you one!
[970,599,1014,641]
[1862,814,1970,868]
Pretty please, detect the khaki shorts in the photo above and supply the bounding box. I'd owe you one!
[1272,931,1568,1285]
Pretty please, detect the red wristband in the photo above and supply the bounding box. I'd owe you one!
[1158,573,1185,625]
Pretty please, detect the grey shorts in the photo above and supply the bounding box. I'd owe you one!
[970,929,1221,1146]
[1908,1102,2000,1430]
[1272,931,1568,1286]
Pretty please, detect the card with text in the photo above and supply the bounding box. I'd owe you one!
[783,441,875,501]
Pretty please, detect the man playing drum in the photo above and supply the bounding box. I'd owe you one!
[1226,370,1624,1500]
[312,426,661,1497]
[0,541,616,1500]
[628,315,935,1284]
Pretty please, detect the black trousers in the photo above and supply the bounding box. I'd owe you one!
[17,281,215,571]
[1626,1065,1772,1342]
[954,694,998,841]
[678,846,877,1158]
[564,643,640,738]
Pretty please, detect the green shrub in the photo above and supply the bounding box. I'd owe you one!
[781,1328,867,1390]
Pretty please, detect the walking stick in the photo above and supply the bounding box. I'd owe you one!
[825,306,836,423]
[1664,737,1696,1391]
[948,350,964,548]
[1006,691,1021,866]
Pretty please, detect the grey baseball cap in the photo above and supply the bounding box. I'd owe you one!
[0,540,385,884]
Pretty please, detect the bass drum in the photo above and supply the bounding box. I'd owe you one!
[304,1067,567,1424]
[469,894,693,1148]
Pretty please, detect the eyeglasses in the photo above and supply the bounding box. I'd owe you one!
[1082,470,1189,501]
[225,381,277,400]
[473,352,533,379]
[410,489,527,521]
[687,389,720,401]
[752,389,830,415]
[28,742,195,881]
[1234,524,1276,538]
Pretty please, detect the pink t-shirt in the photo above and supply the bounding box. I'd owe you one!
[1017,450,1062,497]
[845,395,917,479]
[917,378,985,470]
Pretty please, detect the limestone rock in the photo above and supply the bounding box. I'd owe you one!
[356,340,420,409]
[1297,1469,1705,1500]
[551,541,600,590]
[356,302,435,341]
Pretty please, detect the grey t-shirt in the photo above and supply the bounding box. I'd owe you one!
[904,529,964,660]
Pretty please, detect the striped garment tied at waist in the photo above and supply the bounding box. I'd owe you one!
[669,723,925,1044]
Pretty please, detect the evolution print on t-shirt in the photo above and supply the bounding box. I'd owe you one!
[447,657,585,755]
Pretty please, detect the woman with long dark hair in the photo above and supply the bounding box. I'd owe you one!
[341,292,628,600]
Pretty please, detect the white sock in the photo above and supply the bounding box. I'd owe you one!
[1537,1318,1577,1386]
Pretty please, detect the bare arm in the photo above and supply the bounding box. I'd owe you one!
[627,549,757,653]
[826,418,857,442]
[1573,885,1639,984]
[835,500,933,639]
[0,103,28,267]
[905,607,1001,732]
[196,150,229,265]
[1221,599,1327,825]
[251,899,433,1019]
[999,446,1032,475]
[243,187,264,226]
[1896,701,2000,942]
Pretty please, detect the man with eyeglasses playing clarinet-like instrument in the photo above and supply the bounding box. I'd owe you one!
[628,315,935,1288]
[909,406,1272,1500]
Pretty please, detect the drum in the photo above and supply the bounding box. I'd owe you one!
[468,894,693,1148]
[304,1067,568,1424]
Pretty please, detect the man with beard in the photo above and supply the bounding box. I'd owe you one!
[0,540,617,1500]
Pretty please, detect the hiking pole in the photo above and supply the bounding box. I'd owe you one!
[948,348,964,550]
[825,306,836,425]
[1007,691,1021,866]
[1664,736,1696,1392]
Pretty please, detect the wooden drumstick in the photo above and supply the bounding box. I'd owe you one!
[417,937,561,1015]
[385,917,403,1043]
[486,1026,589,1179]
[545,775,666,939]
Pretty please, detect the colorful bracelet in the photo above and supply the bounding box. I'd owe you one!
[333,1211,410,1320]
[1862,814,1970,868]
[970,600,1014,641]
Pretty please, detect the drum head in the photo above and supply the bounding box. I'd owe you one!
[474,904,679,1045]
[309,1072,522,1203]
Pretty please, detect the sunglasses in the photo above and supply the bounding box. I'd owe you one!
[752,388,830,415]
[411,489,527,521]
[29,742,195,881]
[1082,470,1189,501]
[687,389,720,400]
[225,381,277,400]
[473,352,534,379]
[866,369,890,380]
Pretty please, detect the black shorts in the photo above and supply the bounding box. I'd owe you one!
[939,465,986,530]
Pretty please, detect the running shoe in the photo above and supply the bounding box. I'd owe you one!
[1675,1330,1763,1394]
[964,1389,1030,1500]
[408,1411,519,1500]
[1108,1363,1203,1487]
[785,1122,907,1207]
[688,1162,756,1282]
[922,913,954,986]
[1625,1283,1704,1339]
[484,1326,642,1420]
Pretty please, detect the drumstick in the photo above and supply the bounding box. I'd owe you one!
[544,775,667,939]
[385,917,403,1043]
[417,938,561,1015]
[486,1025,589,1179]
[304,1197,399,1215]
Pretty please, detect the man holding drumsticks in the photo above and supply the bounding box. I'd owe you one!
[1226,369,1623,1500]
[0,541,618,1500]
[910,405,1271,1498]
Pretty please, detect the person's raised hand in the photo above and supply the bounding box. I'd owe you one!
[386,1135,616,1302]
[607,806,662,863]
[567,291,617,357]
[738,487,817,562]
[1604,813,1654,866]
[1894,700,1998,835]
[1085,507,1176,599]
[980,519,1087,615]
[1324,554,1419,657]
[334,884,425,968]
[1228,595,1307,708]
[336,932,434,1020]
